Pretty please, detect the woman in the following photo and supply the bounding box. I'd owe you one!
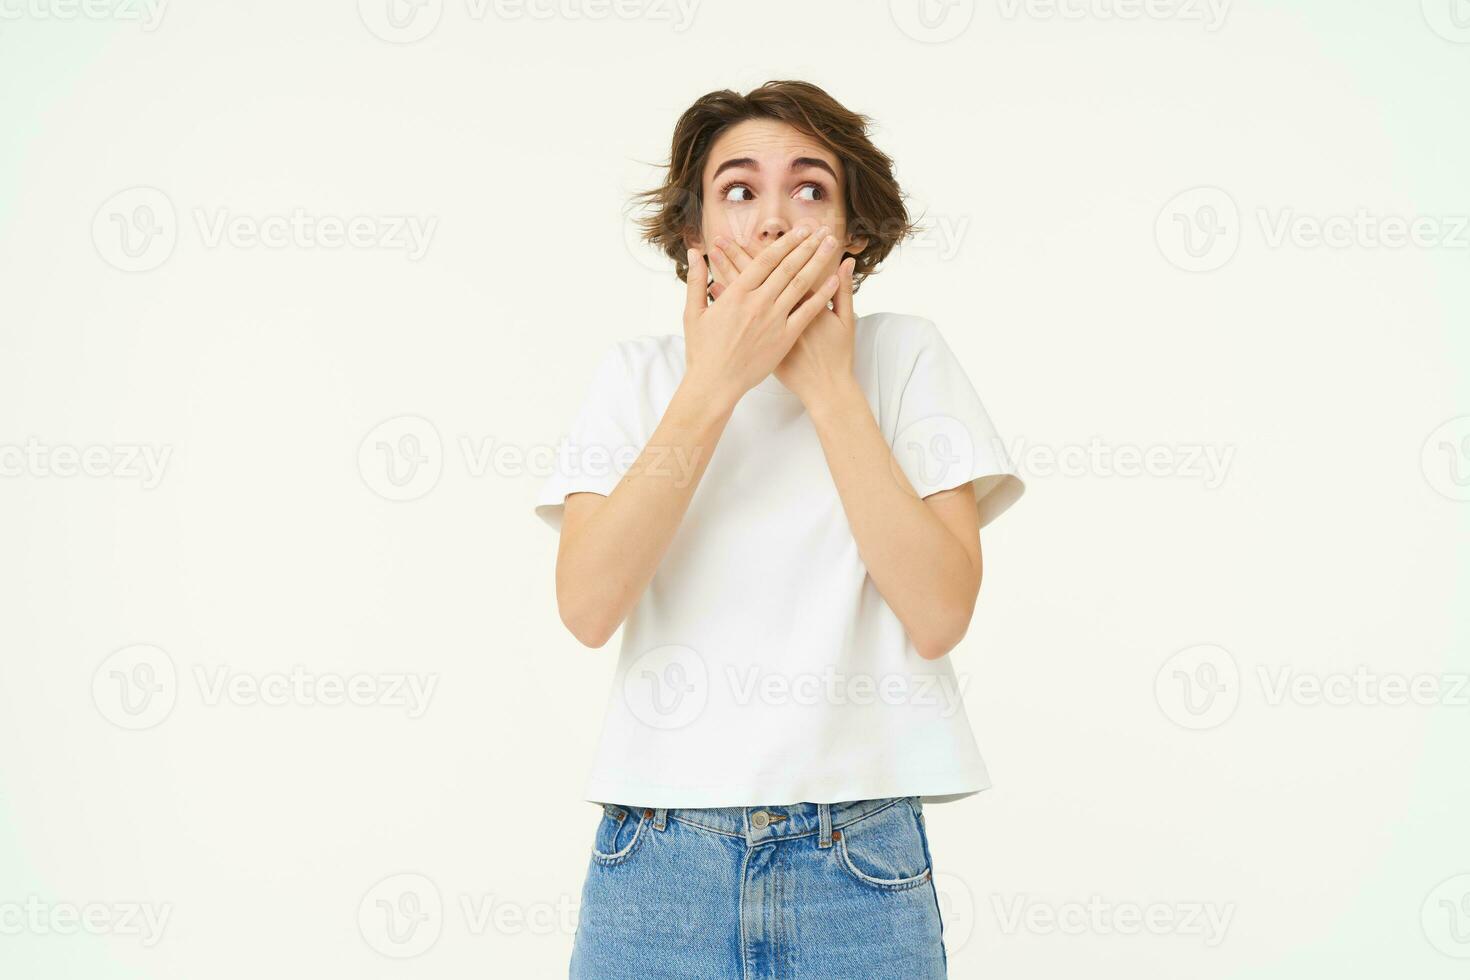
[534,80,1024,979]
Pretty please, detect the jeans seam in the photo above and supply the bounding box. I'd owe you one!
[833,835,934,890]
[590,811,648,865]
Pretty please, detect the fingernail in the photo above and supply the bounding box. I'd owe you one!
[821,236,836,251]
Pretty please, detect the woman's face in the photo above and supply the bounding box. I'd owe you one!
[687,118,867,297]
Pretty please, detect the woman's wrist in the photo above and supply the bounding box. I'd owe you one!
[804,374,866,425]
[673,369,741,425]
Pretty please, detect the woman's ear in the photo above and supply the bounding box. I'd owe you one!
[844,233,870,256]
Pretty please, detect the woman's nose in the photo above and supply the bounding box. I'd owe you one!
[755,215,791,243]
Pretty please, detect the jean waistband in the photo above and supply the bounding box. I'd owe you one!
[600,796,920,848]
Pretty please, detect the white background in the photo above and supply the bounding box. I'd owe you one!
[2,0,1468,977]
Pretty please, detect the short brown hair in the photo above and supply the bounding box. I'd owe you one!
[630,79,917,293]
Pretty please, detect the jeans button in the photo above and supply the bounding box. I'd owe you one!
[750,810,770,830]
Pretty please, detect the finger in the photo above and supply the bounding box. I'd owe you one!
[782,270,841,343]
[709,281,726,302]
[833,256,856,323]
[759,226,834,307]
[735,221,817,293]
[770,231,839,312]
[708,240,741,287]
[719,235,754,274]
[684,248,707,319]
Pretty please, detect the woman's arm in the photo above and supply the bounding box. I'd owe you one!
[556,234,841,648]
[556,381,733,648]
[707,238,987,661]
[806,381,984,661]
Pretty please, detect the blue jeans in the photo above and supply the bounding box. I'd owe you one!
[569,796,948,979]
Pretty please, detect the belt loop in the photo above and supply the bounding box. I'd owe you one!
[818,803,832,849]
[653,807,668,831]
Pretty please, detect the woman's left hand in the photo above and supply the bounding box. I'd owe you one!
[710,236,858,411]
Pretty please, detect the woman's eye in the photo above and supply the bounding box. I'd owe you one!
[796,183,824,202]
[722,183,753,203]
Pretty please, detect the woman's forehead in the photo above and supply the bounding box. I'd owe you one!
[703,120,842,180]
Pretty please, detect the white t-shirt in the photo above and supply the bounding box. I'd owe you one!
[534,311,1025,808]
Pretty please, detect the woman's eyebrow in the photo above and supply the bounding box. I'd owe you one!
[710,156,838,181]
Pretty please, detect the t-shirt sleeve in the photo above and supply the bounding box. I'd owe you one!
[890,318,1025,529]
[533,340,644,533]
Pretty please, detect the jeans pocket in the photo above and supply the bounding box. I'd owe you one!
[590,803,652,867]
[832,798,933,892]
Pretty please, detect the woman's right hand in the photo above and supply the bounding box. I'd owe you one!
[682,223,842,410]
